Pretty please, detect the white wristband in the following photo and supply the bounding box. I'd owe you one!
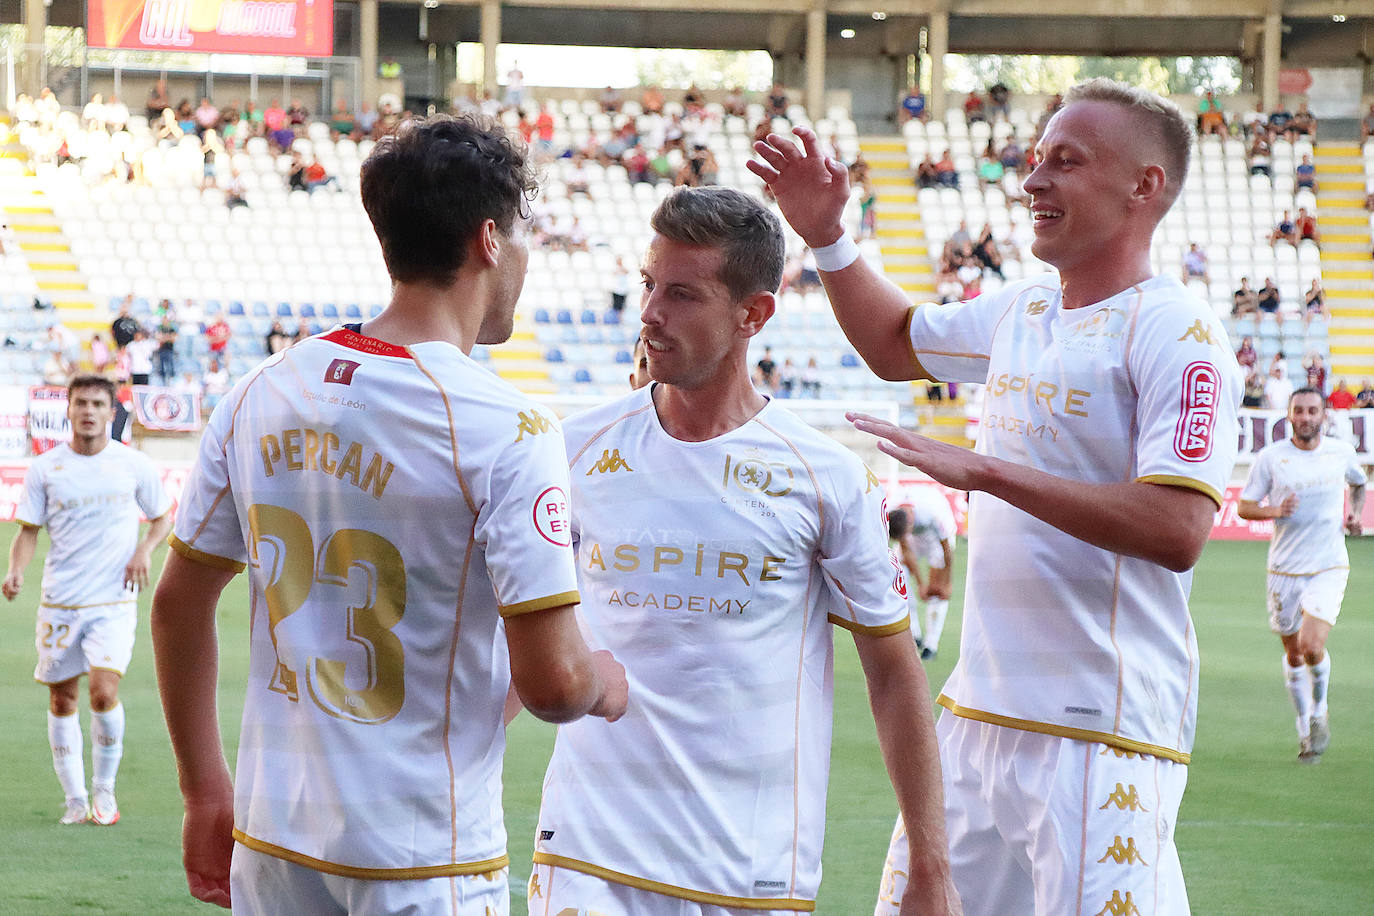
[811,233,861,272]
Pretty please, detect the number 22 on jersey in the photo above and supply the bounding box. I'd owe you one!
[247,504,407,725]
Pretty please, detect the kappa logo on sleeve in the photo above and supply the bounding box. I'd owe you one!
[1176,319,1217,346]
[324,358,362,385]
[515,410,554,442]
[532,486,571,546]
[1173,361,1220,462]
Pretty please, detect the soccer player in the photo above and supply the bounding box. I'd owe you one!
[889,487,956,660]
[528,187,958,914]
[627,336,649,390]
[151,115,626,914]
[1237,388,1366,763]
[751,79,1243,915]
[3,374,173,826]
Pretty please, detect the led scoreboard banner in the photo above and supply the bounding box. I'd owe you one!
[87,0,332,57]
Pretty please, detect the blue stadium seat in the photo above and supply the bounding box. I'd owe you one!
[344,304,363,319]
[840,353,860,368]
[298,304,317,318]
[603,309,623,324]
[534,308,551,324]
[369,304,384,318]
[580,309,598,325]
[228,301,246,316]
[584,327,605,344]
[321,304,339,319]
[614,349,631,364]
[574,368,592,384]
[555,309,574,325]
[252,301,270,317]
[546,348,565,363]
[276,302,293,317]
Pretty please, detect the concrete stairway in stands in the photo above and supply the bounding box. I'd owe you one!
[1314,144,1374,382]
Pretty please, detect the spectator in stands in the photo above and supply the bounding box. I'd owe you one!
[1264,360,1294,409]
[801,356,821,398]
[265,320,290,356]
[193,98,219,138]
[1268,208,1296,247]
[286,98,310,130]
[146,80,170,122]
[1236,335,1258,371]
[503,63,525,109]
[1288,102,1317,141]
[641,85,665,115]
[1304,351,1327,394]
[1355,380,1374,409]
[625,146,653,184]
[240,100,264,137]
[1295,207,1320,246]
[104,96,129,134]
[205,311,231,365]
[174,99,196,135]
[1241,368,1265,408]
[767,83,790,120]
[598,86,623,114]
[859,180,877,239]
[1295,154,1317,191]
[304,157,340,193]
[202,357,230,411]
[963,90,987,124]
[973,223,1004,279]
[82,93,106,132]
[1035,93,1063,134]
[155,108,183,144]
[1181,242,1210,285]
[35,87,59,129]
[1328,379,1357,409]
[723,86,747,118]
[1258,277,1281,317]
[89,332,113,375]
[357,102,379,138]
[154,305,178,385]
[987,82,1011,121]
[533,104,556,158]
[755,346,778,391]
[1197,90,1227,137]
[1243,100,1269,139]
[936,266,962,303]
[328,99,355,138]
[1248,133,1271,175]
[287,150,308,192]
[225,168,249,209]
[111,296,140,351]
[776,358,798,398]
[128,328,154,386]
[682,84,705,115]
[998,138,1026,177]
[915,153,940,189]
[609,257,632,315]
[263,99,292,150]
[899,85,928,124]
[1304,279,1326,328]
[200,128,224,190]
[1267,103,1292,137]
[934,149,958,188]
[977,153,1004,188]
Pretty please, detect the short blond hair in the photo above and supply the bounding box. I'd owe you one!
[1065,78,1192,208]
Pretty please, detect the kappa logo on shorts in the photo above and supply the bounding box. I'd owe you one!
[585,448,633,475]
[1099,745,1141,760]
[324,358,362,385]
[1099,783,1148,812]
[1094,890,1143,916]
[1097,835,1150,867]
[1173,361,1220,462]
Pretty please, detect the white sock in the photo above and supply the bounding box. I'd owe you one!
[1284,657,1313,739]
[924,598,950,653]
[48,711,87,802]
[907,597,923,644]
[91,703,125,791]
[1309,652,1331,720]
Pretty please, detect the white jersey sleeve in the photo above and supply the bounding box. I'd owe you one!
[15,460,46,528]
[905,279,1055,384]
[1239,447,1273,505]
[821,463,912,635]
[1128,302,1243,505]
[171,390,249,571]
[134,449,173,521]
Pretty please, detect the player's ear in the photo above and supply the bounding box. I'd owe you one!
[474,218,500,268]
[1131,163,1167,208]
[738,291,775,338]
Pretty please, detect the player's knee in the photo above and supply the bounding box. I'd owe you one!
[49,691,78,717]
[89,684,119,712]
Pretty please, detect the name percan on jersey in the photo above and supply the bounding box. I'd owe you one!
[906,274,1243,762]
[170,327,580,878]
[534,389,908,910]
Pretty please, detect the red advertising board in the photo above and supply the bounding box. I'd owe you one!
[87,0,333,57]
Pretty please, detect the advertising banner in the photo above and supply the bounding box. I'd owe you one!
[131,386,202,432]
[87,0,333,57]
[0,386,29,459]
[27,386,70,455]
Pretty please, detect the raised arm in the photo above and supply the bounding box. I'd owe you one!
[852,414,1216,573]
[505,605,627,724]
[151,549,239,909]
[748,126,925,381]
[854,630,961,915]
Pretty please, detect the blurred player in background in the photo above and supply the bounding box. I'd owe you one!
[3,374,173,826]
[528,187,959,915]
[1238,388,1366,763]
[889,487,956,659]
[627,336,649,389]
[753,79,1242,915]
[152,114,625,914]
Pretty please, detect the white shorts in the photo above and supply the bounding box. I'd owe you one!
[526,863,801,916]
[1266,568,1348,635]
[229,844,509,916]
[876,714,1189,916]
[33,601,136,685]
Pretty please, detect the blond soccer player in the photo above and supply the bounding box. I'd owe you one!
[752,80,1243,915]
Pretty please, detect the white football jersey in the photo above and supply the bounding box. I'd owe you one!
[1240,436,1366,575]
[16,441,171,609]
[907,274,1242,762]
[171,326,580,878]
[892,484,956,567]
[534,387,908,909]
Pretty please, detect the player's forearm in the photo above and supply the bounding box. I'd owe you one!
[1237,499,1282,521]
[856,633,954,896]
[1350,485,1366,518]
[818,260,929,382]
[139,513,175,556]
[7,525,37,576]
[151,554,234,798]
[976,455,1215,572]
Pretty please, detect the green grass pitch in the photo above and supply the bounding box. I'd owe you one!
[1,536,1370,914]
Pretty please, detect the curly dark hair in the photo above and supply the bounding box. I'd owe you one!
[360,113,537,286]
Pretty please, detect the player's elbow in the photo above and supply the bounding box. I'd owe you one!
[512,661,597,724]
[1150,529,1208,573]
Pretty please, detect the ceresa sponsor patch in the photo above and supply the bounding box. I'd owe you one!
[1173,361,1220,462]
[532,486,571,546]
[890,555,909,600]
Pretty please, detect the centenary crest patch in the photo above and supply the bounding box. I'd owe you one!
[1173,361,1219,462]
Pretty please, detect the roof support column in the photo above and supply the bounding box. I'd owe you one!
[929,7,949,123]
[1261,7,1282,113]
[805,1,826,119]
[481,0,501,100]
[360,0,378,108]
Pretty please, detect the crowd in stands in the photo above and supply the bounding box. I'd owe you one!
[1236,329,1372,412]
